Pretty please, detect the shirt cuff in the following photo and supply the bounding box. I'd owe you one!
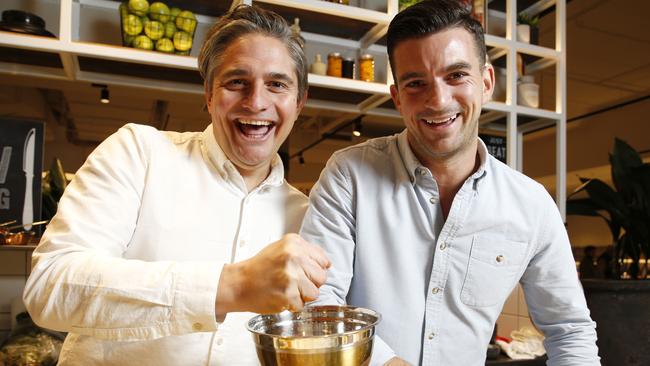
[370,335,397,366]
[173,261,225,333]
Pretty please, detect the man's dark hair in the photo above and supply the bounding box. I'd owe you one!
[387,0,487,86]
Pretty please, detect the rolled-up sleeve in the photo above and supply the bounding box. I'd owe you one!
[300,154,396,365]
[520,195,600,365]
[23,125,224,341]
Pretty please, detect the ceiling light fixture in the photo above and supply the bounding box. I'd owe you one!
[100,87,110,104]
[352,119,362,137]
[91,83,110,104]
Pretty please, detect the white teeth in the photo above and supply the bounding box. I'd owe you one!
[238,119,273,126]
[423,115,457,125]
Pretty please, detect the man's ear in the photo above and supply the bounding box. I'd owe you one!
[390,84,401,114]
[482,63,495,104]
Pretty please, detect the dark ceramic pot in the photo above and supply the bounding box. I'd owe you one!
[582,279,650,366]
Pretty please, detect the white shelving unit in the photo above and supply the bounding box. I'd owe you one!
[0,0,566,216]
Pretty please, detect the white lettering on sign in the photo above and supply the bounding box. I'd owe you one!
[0,188,9,209]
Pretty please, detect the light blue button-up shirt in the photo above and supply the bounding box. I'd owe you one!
[301,131,599,366]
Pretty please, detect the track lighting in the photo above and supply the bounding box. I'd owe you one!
[100,87,109,104]
[352,119,362,137]
[92,83,110,104]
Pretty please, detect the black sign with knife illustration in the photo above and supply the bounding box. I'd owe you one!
[0,118,44,234]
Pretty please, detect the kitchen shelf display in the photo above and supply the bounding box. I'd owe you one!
[119,1,198,55]
[0,0,567,217]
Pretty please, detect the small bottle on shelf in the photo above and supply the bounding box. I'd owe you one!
[290,17,305,49]
[310,54,327,75]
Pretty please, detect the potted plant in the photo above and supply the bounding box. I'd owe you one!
[566,138,650,366]
[516,13,539,44]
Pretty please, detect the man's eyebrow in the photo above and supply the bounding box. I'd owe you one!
[445,62,472,72]
[398,71,426,83]
[398,62,474,83]
[218,69,295,85]
[268,72,295,85]
[219,68,250,79]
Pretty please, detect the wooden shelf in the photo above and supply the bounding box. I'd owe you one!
[0,245,37,251]
[0,0,567,215]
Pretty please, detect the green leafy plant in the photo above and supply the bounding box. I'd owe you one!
[517,13,540,27]
[567,138,650,279]
[41,158,68,222]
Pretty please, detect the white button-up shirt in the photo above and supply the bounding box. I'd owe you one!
[24,124,307,365]
[301,131,599,366]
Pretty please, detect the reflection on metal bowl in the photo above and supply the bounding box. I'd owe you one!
[247,305,381,366]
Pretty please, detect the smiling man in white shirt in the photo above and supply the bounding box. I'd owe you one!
[23,5,329,365]
[301,1,599,365]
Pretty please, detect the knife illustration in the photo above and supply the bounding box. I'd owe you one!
[23,129,36,231]
[0,146,11,184]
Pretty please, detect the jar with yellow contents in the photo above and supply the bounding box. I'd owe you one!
[359,54,375,82]
[327,52,343,77]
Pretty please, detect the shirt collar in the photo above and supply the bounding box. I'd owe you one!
[473,137,488,178]
[397,130,489,185]
[397,130,423,182]
[200,124,285,189]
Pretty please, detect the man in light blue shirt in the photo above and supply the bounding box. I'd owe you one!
[300,1,600,365]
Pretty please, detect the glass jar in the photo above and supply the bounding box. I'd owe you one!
[359,54,375,82]
[327,52,342,77]
[342,57,355,79]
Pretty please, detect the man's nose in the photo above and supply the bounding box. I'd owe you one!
[425,82,451,109]
[242,83,270,112]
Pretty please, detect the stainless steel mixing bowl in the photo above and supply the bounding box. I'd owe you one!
[247,305,381,366]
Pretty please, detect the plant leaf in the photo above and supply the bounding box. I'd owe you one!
[579,178,629,225]
[566,198,601,216]
[569,177,593,197]
[566,198,621,244]
[636,164,650,215]
[610,138,642,202]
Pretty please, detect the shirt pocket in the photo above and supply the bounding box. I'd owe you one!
[460,235,528,307]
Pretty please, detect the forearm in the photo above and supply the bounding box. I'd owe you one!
[24,247,223,341]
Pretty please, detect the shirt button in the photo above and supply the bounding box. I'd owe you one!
[419,169,427,176]
[410,176,415,183]
[216,337,223,346]
[429,197,437,204]
[440,242,448,250]
[239,240,246,247]
[192,322,203,331]
[428,332,435,340]
[431,287,440,294]
[496,255,504,263]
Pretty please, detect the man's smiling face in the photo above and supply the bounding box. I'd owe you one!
[390,27,494,165]
[206,34,304,173]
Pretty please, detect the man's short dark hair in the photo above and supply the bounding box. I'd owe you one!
[387,0,487,86]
